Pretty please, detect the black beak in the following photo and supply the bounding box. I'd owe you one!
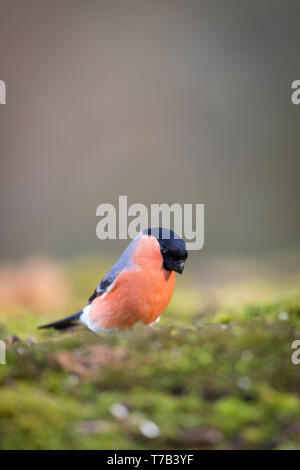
[174,261,185,274]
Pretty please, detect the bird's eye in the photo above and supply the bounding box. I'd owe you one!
[161,248,168,256]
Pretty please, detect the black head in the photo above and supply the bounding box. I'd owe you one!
[144,228,188,274]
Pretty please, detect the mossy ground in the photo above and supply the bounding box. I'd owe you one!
[1,258,300,449]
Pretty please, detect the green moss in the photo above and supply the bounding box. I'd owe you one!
[1,261,300,449]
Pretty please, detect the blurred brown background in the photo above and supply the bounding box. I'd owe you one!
[0,0,299,264]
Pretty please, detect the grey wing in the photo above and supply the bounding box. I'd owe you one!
[88,237,137,303]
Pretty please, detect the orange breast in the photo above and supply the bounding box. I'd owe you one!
[89,235,176,330]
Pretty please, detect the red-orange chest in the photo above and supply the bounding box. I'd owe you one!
[118,266,176,324]
[90,235,176,329]
[128,235,176,323]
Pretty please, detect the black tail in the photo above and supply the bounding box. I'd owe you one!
[39,311,83,330]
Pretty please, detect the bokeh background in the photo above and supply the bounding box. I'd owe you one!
[0,0,300,450]
[1,0,300,261]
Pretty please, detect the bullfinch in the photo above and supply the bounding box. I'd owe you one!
[39,228,188,333]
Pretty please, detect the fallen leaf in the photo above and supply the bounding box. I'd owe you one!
[54,344,128,377]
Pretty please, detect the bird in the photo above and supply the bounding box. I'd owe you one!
[39,228,188,333]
